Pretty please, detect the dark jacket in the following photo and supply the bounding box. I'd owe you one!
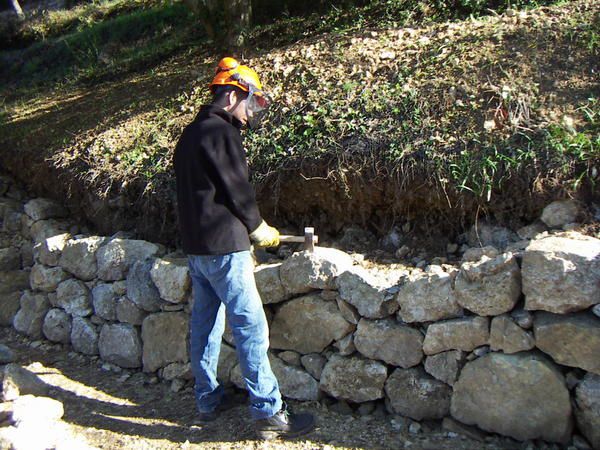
[174,104,263,255]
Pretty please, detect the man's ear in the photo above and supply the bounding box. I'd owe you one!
[227,90,237,107]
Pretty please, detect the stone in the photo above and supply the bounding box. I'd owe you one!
[336,267,399,319]
[534,311,600,374]
[59,236,107,281]
[171,378,186,392]
[254,263,287,304]
[396,269,462,323]
[97,238,162,281]
[490,314,535,353]
[42,308,71,344]
[13,291,49,339]
[593,304,600,318]
[336,298,361,324]
[0,291,22,326]
[280,247,354,294]
[442,417,487,442]
[424,350,465,386]
[11,394,64,424]
[56,279,92,317]
[270,294,354,354]
[36,233,71,267]
[2,364,50,401]
[334,333,355,356]
[423,316,489,355]
[127,259,162,312]
[141,312,189,372]
[24,198,67,221]
[522,233,600,313]
[301,353,326,380]
[116,296,147,325]
[574,373,600,450]
[70,317,99,355]
[541,200,580,228]
[91,283,117,321]
[385,367,452,420]
[466,224,518,250]
[99,323,142,368]
[354,318,423,368]
[270,356,319,401]
[511,308,533,329]
[320,355,387,403]
[217,343,237,385]
[461,245,499,262]
[29,263,69,292]
[29,219,70,244]
[454,253,521,316]
[278,350,301,366]
[517,222,547,240]
[0,270,30,294]
[2,211,23,232]
[150,257,191,304]
[162,362,193,381]
[0,343,15,364]
[451,352,572,443]
[0,247,20,271]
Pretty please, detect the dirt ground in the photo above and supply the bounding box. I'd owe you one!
[0,326,537,450]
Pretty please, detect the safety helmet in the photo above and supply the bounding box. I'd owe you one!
[209,57,270,115]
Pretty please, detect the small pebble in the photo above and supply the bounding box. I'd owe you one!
[408,422,421,434]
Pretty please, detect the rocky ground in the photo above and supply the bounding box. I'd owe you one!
[0,325,538,450]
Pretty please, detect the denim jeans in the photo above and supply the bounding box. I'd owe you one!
[187,250,282,420]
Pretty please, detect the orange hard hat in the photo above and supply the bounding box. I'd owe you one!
[210,57,264,95]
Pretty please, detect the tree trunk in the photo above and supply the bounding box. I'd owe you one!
[9,0,25,18]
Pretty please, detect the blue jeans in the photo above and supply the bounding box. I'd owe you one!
[187,251,282,420]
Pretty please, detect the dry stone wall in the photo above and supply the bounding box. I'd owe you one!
[1,174,599,448]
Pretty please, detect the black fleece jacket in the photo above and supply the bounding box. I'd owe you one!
[173,104,263,255]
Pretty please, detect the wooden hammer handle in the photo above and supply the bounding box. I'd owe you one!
[279,235,319,244]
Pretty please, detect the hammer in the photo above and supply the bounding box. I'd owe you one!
[280,227,318,252]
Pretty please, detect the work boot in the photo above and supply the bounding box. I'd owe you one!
[254,404,316,440]
[193,392,245,424]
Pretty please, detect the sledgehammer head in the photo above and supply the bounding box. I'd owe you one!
[279,227,319,253]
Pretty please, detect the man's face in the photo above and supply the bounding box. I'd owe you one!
[228,90,250,125]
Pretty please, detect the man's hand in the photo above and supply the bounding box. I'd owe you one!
[250,221,280,248]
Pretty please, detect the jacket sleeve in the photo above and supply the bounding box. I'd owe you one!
[202,129,263,233]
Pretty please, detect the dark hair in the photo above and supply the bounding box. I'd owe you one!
[212,85,248,106]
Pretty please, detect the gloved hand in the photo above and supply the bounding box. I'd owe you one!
[249,220,280,248]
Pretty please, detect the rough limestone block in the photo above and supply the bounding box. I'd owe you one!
[541,199,579,228]
[336,267,398,319]
[423,316,489,355]
[126,259,162,312]
[91,283,118,321]
[13,291,49,339]
[522,233,600,313]
[574,373,600,449]
[320,355,387,403]
[254,263,287,304]
[96,238,162,281]
[42,308,72,344]
[354,318,423,368]
[36,233,71,267]
[451,352,572,443]
[2,364,50,401]
[70,317,99,355]
[59,236,107,281]
[24,198,67,221]
[0,292,24,326]
[30,263,70,293]
[489,314,535,354]
[269,356,319,401]
[141,312,189,372]
[56,279,92,317]
[99,323,142,368]
[150,257,191,304]
[424,350,465,386]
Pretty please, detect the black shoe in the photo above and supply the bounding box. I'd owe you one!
[193,393,243,424]
[254,405,316,440]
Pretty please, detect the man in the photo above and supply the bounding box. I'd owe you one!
[173,57,315,440]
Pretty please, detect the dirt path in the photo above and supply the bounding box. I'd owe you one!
[1,326,525,450]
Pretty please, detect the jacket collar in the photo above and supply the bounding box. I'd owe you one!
[196,104,243,130]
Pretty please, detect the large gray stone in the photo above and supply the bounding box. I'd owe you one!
[396,269,462,323]
[2,364,50,401]
[254,263,287,304]
[42,308,72,344]
[270,356,319,401]
[300,353,326,380]
[56,279,92,317]
[385,367,452,420]
[424,350,465,386]
[150,257,191,304]
[126,259,162,312]
[116,296,147,325]
[59,236,107,281]
[575,373,600,450]
[29,263,69,292]
[0,291,22,326]
[522,233,600,313]
[13,291,49,339]
[320,355,387,403]
[99,323,142,368]
[0,247,21,271]
[466,224,518,250]
[354,318,423,368]
[36,233,71,267]
[24,198,67,221]
[270,294,354,354]
[29,219,70,244]
[141,312,189,372]
[336,267,399,319]
[451,352,572,443]
[162,362,193,381]
[454,253,521,316]
[534,311,600,374]
[541,199,579,228]
[423,316,489,355]
[97,238,162,281]
[280,247,354,294]
[490,314,535,354]
[336,298,361,324]
[70,317,99,355]
[91,283,117,321]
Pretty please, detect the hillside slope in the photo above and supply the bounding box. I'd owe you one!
[0,0,598,248]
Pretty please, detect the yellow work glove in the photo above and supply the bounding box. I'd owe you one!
[249,220,280,248]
